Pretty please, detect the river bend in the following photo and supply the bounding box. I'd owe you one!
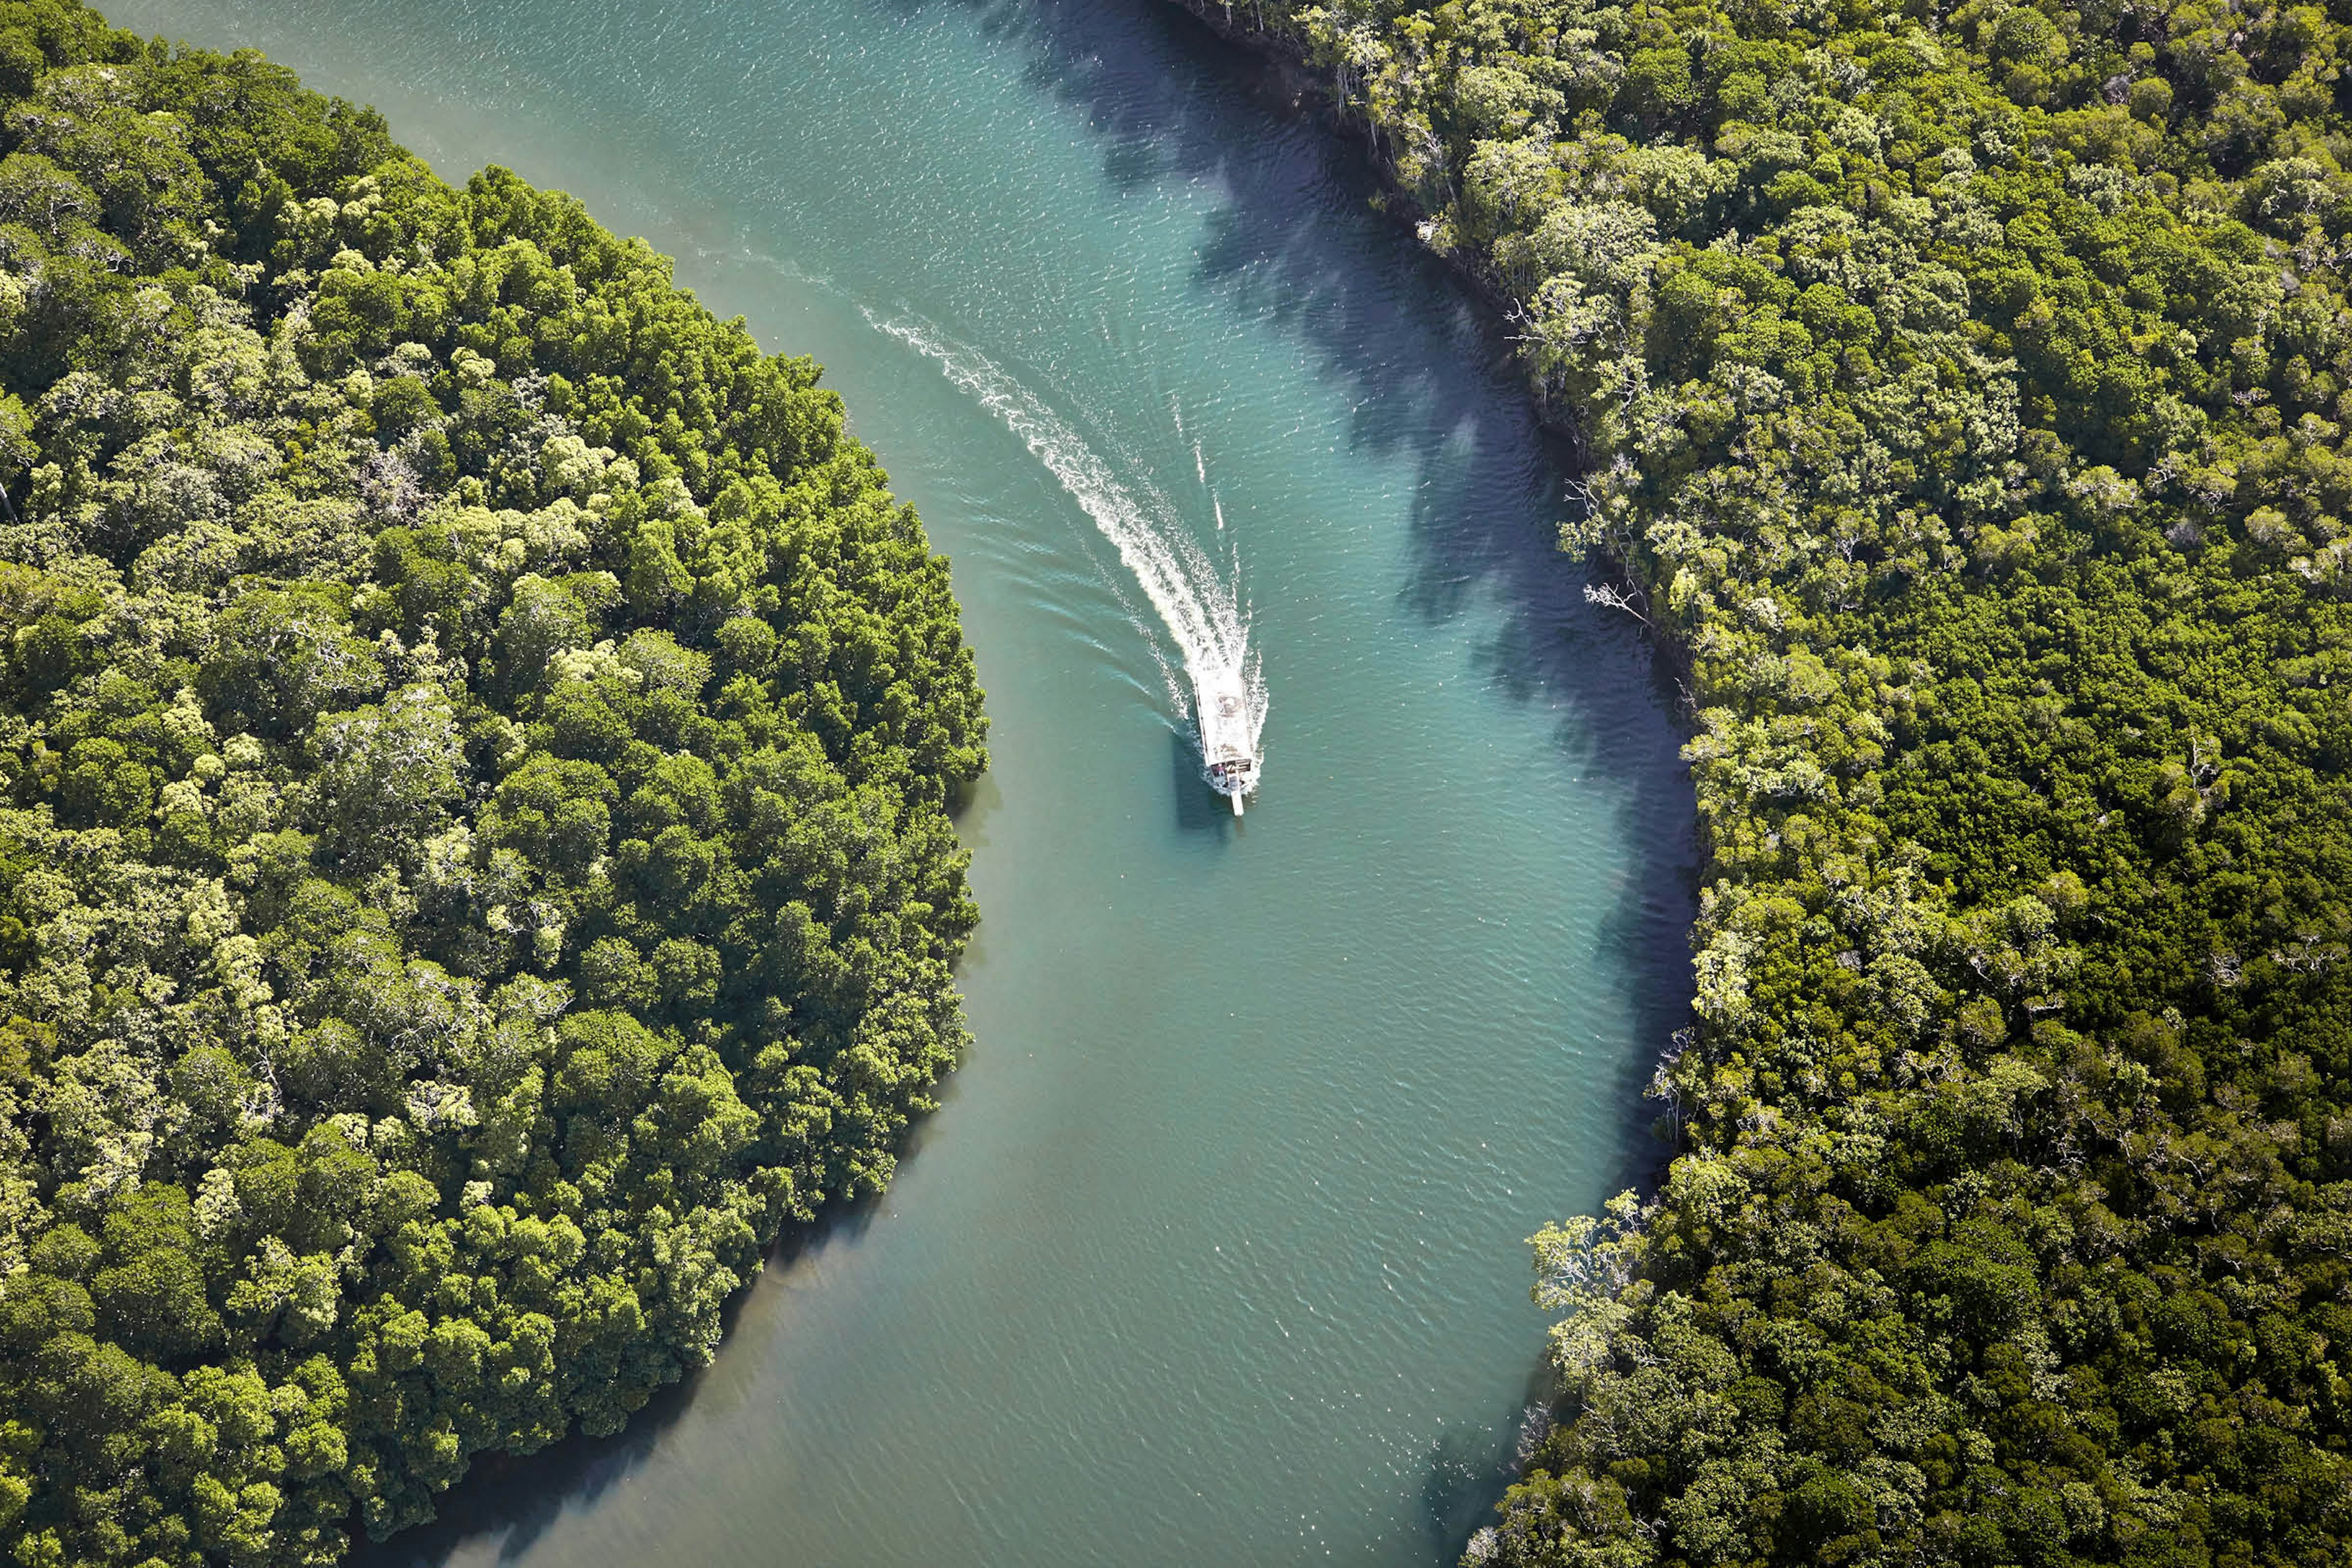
[103,2,1698,1562]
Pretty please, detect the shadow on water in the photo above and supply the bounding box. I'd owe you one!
[1168,726,1238,835]
[348,1379,677,1568]
[1419,1362,1570,1557]
[1422,1423,1510,1549]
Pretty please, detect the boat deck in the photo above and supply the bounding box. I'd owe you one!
[1196,671,1259,814]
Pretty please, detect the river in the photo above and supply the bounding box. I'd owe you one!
[102,1,1696,1562]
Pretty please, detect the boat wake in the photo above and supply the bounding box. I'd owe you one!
[867,311,1267,796]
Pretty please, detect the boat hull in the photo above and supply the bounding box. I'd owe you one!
[1196,671,1259,812]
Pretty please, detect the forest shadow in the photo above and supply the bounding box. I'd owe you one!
[1422,1422,1509,1552]
[1420,1357,1569,1553]
[911,0,1697,1150]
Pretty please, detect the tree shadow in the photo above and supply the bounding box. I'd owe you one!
[1419,1365,1573,1554]
[1422,1422,1510,1553]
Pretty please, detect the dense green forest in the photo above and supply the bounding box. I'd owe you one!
[1175,0,2352,1564]
[0,2,986,1563]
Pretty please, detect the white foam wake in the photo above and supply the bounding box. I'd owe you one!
[868,311,1267,777]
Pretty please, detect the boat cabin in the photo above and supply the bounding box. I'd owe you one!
[1195,673,1259,815]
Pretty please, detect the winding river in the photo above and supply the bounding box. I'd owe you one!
[106,1,1696,1562]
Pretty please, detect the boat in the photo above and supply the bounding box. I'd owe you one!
[1194,666,1259,815]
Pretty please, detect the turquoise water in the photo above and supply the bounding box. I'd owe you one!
[106,1,1695,1562]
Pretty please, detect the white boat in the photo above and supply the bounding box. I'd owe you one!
[1194,666,1259,815]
